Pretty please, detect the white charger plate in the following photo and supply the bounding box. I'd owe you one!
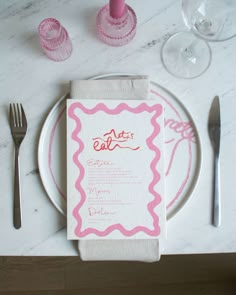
[38,74,201,219]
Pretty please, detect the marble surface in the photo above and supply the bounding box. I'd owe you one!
[1,0,236,256]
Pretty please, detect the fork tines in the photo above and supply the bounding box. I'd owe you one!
[9,103,27,130]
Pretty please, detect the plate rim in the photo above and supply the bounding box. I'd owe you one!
[38,94,68,216]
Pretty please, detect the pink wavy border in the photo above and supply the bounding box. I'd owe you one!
[68,102,163,238]
[47,88,196,217]
[166,139,192,209]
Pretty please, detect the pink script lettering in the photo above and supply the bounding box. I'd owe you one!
[92,128,140,152]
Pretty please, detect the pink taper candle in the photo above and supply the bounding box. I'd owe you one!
[110,0,125,18]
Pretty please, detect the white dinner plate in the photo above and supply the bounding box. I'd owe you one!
[38,74,201,219]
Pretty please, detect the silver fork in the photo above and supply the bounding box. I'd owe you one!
[9,103,28,229]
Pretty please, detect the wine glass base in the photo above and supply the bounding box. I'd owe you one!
[161,32,212,79]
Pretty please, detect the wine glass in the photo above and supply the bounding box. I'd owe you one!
[161,0,236,79]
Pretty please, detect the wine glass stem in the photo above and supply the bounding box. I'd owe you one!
[182,39,199,59]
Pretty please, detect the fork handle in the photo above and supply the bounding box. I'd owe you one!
[213,153,221,227]
[14,146,21,229]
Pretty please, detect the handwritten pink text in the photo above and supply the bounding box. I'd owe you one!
[92,128,140,152]
[88,207,116,216]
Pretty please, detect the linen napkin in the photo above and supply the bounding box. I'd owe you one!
[69,77,164,262]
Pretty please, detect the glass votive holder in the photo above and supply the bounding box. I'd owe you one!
[38,18,72,62]
[96,0,137,47]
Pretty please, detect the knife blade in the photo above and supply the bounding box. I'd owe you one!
[208,96,221,227]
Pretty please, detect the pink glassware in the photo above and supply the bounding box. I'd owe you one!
[96,0,137,46]
[38,18,72,62]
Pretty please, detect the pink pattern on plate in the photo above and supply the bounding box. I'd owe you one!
[151,90,195,210]
[68,102,163,238]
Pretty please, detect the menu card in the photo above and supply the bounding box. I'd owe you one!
[67,99,166,240]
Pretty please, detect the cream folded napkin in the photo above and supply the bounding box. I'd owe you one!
[70,76,161,262]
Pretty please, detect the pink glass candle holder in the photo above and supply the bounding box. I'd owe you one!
[96,0,137,46]
[38,18,72,61]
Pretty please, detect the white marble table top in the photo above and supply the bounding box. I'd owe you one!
[1,0,236,256]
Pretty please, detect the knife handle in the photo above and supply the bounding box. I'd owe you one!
[213,154,221,227]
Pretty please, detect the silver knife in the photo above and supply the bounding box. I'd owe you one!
[208,96,221,227]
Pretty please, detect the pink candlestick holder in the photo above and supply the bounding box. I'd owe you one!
[38,18,72,62]
[96,0,137,46]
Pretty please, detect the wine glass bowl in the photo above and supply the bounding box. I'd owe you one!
[182,0,236,42]
[161,0,236,79]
